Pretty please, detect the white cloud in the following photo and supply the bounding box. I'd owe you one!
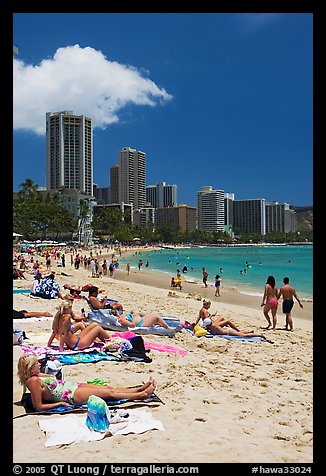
[238,13,281,34]
[13,44,173,135]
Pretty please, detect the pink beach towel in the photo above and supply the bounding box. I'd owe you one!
[21,342,104,358]
[143,342,187,356]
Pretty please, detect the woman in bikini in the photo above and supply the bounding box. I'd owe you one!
[18,353,156,412]
[194,300,265,338]
[261,275,279,330]
[115,310,174,330]
[47,298,87,347]
[194,300,241,331]
[50,301,112,351]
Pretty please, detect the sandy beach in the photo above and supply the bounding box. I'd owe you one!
[13,250,313,464]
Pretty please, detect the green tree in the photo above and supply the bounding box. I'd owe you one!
[14,186,77,241]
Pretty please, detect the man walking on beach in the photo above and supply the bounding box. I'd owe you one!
[277,277,303,331]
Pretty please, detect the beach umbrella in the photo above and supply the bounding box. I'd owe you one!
[133,237,141,241]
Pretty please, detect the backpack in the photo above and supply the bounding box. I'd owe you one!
[119,335,152,363]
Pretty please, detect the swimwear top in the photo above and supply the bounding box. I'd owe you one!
[125,314,133,323]
[41,377,80,404]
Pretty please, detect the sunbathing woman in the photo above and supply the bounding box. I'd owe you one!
[17,353,156,412]
[115,310,174,330]
[202,317,266,338]
[194,300,242,331]
[47,300,87,347]
[195,300,266,338]
[14,309,52,319]
[48,300,112,351]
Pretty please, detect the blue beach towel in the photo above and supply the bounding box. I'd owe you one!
[54,350,121,365]
[205,333,266,342]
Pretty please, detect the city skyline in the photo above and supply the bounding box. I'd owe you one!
[13,13,313,207]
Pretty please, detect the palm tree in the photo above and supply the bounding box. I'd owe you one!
[19,178,39,196]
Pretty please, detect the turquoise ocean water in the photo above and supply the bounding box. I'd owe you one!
[120,245,313,301]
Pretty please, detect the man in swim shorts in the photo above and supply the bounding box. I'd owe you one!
[277,277,303,331]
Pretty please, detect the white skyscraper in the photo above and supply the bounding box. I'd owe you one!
[197,186,225,232]
[118,147,146,209]
[46,111,93,196]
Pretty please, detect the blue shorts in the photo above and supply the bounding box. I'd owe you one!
[282,299,294,314]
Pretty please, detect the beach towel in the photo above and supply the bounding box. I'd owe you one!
[205,333,266,342]
[16,392,164,418]
[21,342,105,358]
[38,409,164,447]
[52,350,121,365]
[13,317,53,324]
[144,341,188,356]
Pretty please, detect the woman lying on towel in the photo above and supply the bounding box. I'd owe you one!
[17,353,156,411]
[112,309,175,330]
[195,300,266,338]
[48,300,112,351]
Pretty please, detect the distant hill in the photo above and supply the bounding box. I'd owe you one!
[291,206,313,231]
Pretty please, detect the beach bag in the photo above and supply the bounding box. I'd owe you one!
[86,395,110,433]
[194,325,207,337]
[119,335,152,363]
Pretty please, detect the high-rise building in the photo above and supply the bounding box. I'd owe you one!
[265,202,296,232]
[118,147,146,210]
[155,204,196,233]
[93,184,110,204]
[46,111,93,196]
[197,186,225,232]
[146,182,177,208]
[109,164,120,204]
[133,207,156,228]
[233,198,266,235]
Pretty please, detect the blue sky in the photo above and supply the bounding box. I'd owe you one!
[13,12,313,207]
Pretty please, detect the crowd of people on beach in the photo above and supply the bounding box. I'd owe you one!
[13,245,305,415]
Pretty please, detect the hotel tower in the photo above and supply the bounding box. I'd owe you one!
[46,111,93,196]
[118,147,146,210]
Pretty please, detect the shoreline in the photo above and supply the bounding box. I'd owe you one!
[101,247,313,329]
[115,245,313,302]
